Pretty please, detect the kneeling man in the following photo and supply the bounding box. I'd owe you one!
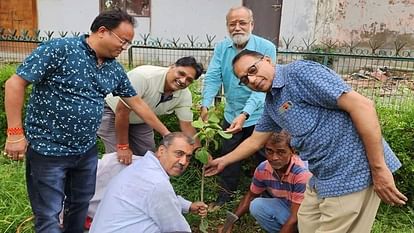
[220,131,311,233]
[90,132,207,233]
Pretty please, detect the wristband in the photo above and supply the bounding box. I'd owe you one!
[117,144,129,150]
[7,127,24,136]
[241,111,250,120]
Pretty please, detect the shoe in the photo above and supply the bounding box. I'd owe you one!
[84,216,93,230]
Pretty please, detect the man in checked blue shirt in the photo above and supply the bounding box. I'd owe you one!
[206,49,407,233]
[201,6,276,206]
[3,9,169,233]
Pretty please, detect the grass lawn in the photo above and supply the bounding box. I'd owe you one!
[0,156,413,233]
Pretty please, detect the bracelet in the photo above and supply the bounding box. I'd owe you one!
[241,111,250,120]
[117,144,129,150]
[6,137,26,143]
[7,127,24,136]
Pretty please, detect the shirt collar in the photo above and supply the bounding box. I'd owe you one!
[270,64,286,97]
[81,34,93,53]
[81,34,115,64]
[272,64,286,88]
[145,151,170,180]
[158,69,168,94]
[158,68,185,98]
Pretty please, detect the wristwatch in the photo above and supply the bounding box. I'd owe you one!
[241,111,250,120]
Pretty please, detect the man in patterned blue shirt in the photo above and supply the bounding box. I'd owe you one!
[206,49,408,233]
[201,6,276,206]
[3,9,169,233]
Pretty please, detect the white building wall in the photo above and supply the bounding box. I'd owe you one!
[149,0,240,42]
[279,0,319,48]
[37,0,241,42]
[37,0,99,34]
[37,0,414,49]
[279,0,414,49]
[313,0,414,48]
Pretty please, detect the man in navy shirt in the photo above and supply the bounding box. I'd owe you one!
[206,49,407,233]
[3,9,169,233]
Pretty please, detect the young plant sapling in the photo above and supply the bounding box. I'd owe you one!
[192,109,232,233]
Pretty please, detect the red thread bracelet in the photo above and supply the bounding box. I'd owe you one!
[117,144,129,150]
[7,127,24,136]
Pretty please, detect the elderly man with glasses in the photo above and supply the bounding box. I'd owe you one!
[98,56,204,165]
[200,6,276,207]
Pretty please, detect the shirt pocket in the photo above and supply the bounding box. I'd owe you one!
[275,101,320,137]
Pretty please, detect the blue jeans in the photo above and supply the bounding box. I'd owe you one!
[250,197,292,233]
[26,145,98,233]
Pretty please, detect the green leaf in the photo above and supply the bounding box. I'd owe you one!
[192,120,205,129]
[218,130,232,139]
[205,128,216,139]
[199,219,209,233]
[199,134,206,142]
[195,148,209,165]
[213,139,219,150]
[208,112,220,123]
[208,123,222,130]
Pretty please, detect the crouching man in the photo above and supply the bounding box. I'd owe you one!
[90,132,208,233]
[219,131,311,233]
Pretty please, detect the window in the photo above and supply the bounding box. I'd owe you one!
[100,0,150,17]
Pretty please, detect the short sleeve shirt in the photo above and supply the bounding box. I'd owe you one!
[17,35,136,156]
[255,60,401,197]
[251,155,311,204]
[105,65,193,124]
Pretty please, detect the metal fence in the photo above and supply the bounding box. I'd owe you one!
[1,31,413,110]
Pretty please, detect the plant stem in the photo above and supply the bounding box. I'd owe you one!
[200,140,209,203]
[201,166,205,202]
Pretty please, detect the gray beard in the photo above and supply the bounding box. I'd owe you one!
[231,34,251,46]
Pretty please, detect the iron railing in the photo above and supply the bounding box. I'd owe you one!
[1,29,413,110]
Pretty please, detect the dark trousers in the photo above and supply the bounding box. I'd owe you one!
[26,145,98,233]
[218,121,265,199]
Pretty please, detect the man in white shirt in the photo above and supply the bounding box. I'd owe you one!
[90,132,208,233]
[98,56,203,165]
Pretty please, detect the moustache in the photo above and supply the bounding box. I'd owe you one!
[175,79,185,88]
[173,163,184,171]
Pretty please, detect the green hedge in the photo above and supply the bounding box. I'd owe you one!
[377,105,414,206]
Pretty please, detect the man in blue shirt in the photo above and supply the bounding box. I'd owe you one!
[3,9,169,233]
[206,49,407,233]
[90,132,208,233]
[201,6,276,206]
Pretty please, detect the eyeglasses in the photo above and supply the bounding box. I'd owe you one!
[109,30,132,48]
[227,20,251,29]
[238,56,264,86]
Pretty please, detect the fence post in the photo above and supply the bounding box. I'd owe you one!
[128,46,133,70]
